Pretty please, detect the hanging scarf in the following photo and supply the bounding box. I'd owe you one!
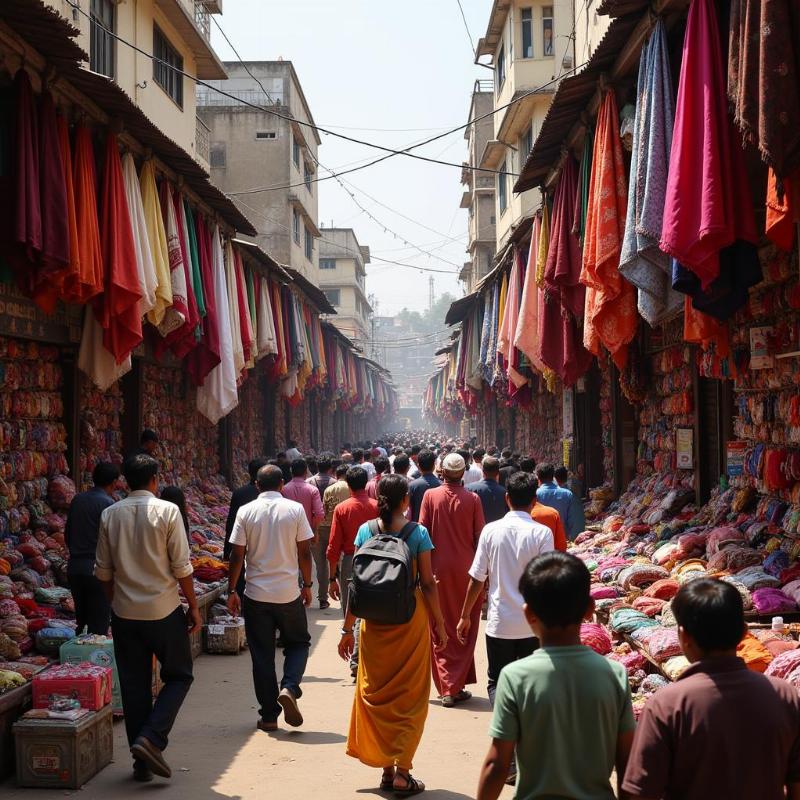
[156,181,188,338]
[233,249,254,368]
[196,226,238,423]
[497,248,527,388]
[766,168,800,251]
[581,90,636,369]
[139,159,173,326]
[257,274,278,357]
[55,114,80,305]
[225,240,245,376]
[184,199,205,320]
[514,213,546,373]
[572,129,592,245]
[619,21,682,325]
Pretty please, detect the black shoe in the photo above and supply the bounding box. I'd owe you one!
[130,736,171,779]
[319,600,330,610]
[133,761,153,783]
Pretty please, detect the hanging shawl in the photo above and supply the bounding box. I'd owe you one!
[196,226,239,423]
[224,240,245,377]
[493,270,509,386]
[665,0,760,321]
[246,266,258,362]
[156,181,188,338]
[572,129,592,244]
[514,214,546,373]
[533,200,557,391]
[185,215,221,386]
[466,302,484,390]
[478,291,492,380]
[121,153,157,317]
[55,114,81,305]
[139,160,173,326]
[619,21,682,325]
[728,0,800,179]
[66,125,103,304]
[662,0,758,287]
[766,168,800,251]
[497,248,527,388]
[233,248,254,368]
[95,132,142,363]
[581,91,637,369]
[540,157,593,386]
[257,274,278,357]
[184,198,205,319]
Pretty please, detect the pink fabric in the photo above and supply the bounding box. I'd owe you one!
[660,0,758,287]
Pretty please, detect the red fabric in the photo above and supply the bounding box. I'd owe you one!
[234,248,254,365]
[96,132,142,363]
[185,215,221,386]
[326,491,378,560]
[766,169,800,252]
[55,114,81,306]
[66,125,103,304]
[660,0,758,287]
[419,483,485,696]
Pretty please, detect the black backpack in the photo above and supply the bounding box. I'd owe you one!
[347,519,417,625]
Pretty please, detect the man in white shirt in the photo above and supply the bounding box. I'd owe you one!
[285,440,302,462]
[463,447,484,486]
[95,454,199,783]
[457,470,554,706]
[227,465,314,732]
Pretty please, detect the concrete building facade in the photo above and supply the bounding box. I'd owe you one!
[476,0,575,251]
[318,227,373,346]
[45,0,225,171]
[198,61,322,279]
[460,80,497,294]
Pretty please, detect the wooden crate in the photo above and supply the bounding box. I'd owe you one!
[13,705,113,789]
[203,620,245,654]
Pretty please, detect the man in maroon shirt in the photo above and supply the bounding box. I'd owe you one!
[623,578,800,800]
[326,466,378,676]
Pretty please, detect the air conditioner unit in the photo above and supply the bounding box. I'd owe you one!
[562,54,574,70]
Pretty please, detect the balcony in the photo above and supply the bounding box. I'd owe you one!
[195,115,210,164]
[154,0,226,79]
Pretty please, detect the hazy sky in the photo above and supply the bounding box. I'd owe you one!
[211,0,491,316]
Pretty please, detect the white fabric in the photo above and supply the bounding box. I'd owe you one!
[78,309,132,391]
[463,464,483,486]
[121,153,157,317]
[196,227,239,423]
[156,185,187,337]
[225,240,245,377]
[229,491,314,604]
[469,510,554,639]
[256,276,278,358]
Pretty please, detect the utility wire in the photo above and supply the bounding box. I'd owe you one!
[455,0,477,58]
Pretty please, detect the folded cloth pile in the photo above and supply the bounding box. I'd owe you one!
[580,623,613,655]
[632,595,667,617]
[766,649,800,681]
[645,628,683,663]
[643,578,680,600]
[617,563,670,591]
[610,607,661,635]
[736,634,774,672]
[751,588,797,615]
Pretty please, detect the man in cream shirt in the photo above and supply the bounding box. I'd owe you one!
[227,464,314,732]
[95,454,199,783]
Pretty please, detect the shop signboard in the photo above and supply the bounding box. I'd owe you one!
[0,283,82,344]
[727,440,747,477]
[676,428,693,469]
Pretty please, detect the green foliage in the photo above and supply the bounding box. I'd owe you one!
[397,293,456,334]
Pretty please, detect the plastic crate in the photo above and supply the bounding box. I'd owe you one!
[203,620,245,654]
[13,705,113,789]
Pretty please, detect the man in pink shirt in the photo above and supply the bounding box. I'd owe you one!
[282,459,324,596]
[366,456,390,500]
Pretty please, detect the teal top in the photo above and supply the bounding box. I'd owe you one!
[354,521,434,559]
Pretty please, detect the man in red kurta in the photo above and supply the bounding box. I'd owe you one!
[420,453,485,706]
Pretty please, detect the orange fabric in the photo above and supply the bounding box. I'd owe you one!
[64,125,103,305]
[581,90,637,369]
[736,633,773,673]
[54,115,80,306]
[766,169,800,252]
[531,502,566,552]
[683,297,731,358]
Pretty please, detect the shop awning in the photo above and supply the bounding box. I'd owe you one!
[0,0,86,68]
[232,239,291,280]
[283,266,337,315]
[434,345,453,356]
[597,0,650,17]
[445,292,479,326]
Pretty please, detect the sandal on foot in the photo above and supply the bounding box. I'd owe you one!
[380,769,395,791]
[394,774,425,795]
[452,689,472,704]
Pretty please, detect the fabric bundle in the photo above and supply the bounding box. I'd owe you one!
[751,588,797,614]
[724,567,780,591]
[662,655,690,680]
[645,627,682,663]
[643,578,680,600]
[736,633,774,673]
[765,649,800,680]
[581,89,637,368]
[590,585,619,600]
[610,607,660,634]
[706,545,763,573]
[617,563,670,591]
[580,622,612,655]
[632,595,666,617]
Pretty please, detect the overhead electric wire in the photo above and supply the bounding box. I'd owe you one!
[455,0,477,58]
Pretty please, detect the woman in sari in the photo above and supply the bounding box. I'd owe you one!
[338,474,448,795]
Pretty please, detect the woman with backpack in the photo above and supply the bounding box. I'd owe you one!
[338,474,448,795]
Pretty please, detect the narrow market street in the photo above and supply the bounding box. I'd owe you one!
[4,607,509,800]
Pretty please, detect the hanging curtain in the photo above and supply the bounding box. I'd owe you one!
[139,159,173,327]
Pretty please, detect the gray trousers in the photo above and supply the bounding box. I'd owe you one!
[312,526,331,604]
[339,554,360,671]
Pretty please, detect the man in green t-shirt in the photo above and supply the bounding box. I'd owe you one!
[476,551,635,800]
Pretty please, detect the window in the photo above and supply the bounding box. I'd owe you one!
[542,7,554,57]
[521,8,533,58]
[320,258,336,270]
[486,251,493,271]
[153,26,183,107]
[498,159,508,213]
[490,215,496,224]
[323,289,340,307]
[293,209,300,244]
[304,163,312,191]
[255,131,276,140]
[210,142,226,168]
[90,0,115,78]
[519,125,533,170]
[305,225,314,260]
[293,135,300,167]
[496,43,506,91]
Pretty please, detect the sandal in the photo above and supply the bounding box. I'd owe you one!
[394,773,425,795]
[380,769,395,791]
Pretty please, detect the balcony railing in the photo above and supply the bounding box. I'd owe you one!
[195,115,210,163]
[194,0,210,40]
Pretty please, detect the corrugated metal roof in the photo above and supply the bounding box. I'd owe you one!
[232,239,290,280]
[0,0,87,66]
[513,14,642,193]
[597,0,650,17]
[445,292,478,326]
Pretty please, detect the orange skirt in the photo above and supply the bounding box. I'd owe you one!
[346,589,430,770]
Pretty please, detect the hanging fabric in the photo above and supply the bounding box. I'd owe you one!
[197,227,239,423]
[497,248,527,387]
[581,90,636,369]
[514,214,546,373]
[139,159,173,327]
[728,0,800,180]
[224,240,245,377]
[184,199,206,321]
[256,273,278,357]
[156,180,188,338]
[572,129,592,245]
[766,168,800,251]
[55,114,80,305]
[619,20,682,325]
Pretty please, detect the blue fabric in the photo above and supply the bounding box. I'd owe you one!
[354,521,434,558]
[537,481,581,539]
[467,478,508,525]
[408,473,441,522]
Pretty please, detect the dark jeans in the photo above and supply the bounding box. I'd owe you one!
[243,594,310,722]
[67,569,110,635]
[111,607,194,752]
[313,526,331,604]
[486,635,538,707]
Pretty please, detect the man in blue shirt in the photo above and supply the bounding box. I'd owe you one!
[555,466,586,540]
[407,450,440,521]
[65,462,120,634]
[536,463,581,540]
[467,457,507,524]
